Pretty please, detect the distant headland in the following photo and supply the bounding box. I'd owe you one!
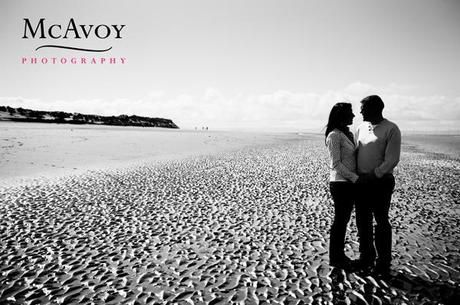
[0,106,179,129]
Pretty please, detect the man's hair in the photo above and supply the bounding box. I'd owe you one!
[361,95,384,112]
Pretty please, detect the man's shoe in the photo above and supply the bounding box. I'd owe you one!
[373,264,391,278]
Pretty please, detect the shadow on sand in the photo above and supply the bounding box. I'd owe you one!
[330,268,459,305]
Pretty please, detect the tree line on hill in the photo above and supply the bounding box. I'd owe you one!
[0,106,179,128]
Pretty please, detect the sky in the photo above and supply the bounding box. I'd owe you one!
[1,0,459,132]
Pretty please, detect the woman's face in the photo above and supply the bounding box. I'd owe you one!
[344,107,355,126]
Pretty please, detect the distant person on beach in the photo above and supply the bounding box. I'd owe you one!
[355,95,401,275]
[325,102,358,269]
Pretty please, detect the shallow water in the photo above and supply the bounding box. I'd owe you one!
[403,133,460,160]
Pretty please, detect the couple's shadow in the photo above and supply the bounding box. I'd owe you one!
[329,267,459,305]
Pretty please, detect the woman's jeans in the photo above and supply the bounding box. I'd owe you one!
[329,181,354,263]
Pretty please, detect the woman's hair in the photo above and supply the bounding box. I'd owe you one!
[325,102,353,143]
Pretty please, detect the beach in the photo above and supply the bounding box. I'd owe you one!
[0,122,459,304]
[0,122,293,185]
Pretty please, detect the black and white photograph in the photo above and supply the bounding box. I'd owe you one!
[1,0,459,304]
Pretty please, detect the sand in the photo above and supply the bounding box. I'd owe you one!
[0,122,293,185]
[0,123,459,304]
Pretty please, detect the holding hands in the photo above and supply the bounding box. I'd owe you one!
[356,172,377,184]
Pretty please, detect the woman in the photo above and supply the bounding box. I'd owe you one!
[325,102,358,269]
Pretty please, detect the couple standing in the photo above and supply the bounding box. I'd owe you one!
[325,95,401,275]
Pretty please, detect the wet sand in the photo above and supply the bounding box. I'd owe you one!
[0,126,459,304]
[0,122,291,185]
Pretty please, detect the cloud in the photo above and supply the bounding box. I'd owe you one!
[1,82,459,132]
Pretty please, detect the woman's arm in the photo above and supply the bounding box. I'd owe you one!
[326,132,359,183]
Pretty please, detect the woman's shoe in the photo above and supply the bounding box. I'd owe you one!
[330,257,353,270]
[351,259,375,273]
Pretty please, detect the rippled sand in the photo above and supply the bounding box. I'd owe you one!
[0,134,459,304]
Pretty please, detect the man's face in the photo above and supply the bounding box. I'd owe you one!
[360,102,372,122]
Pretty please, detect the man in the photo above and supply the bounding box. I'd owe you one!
[355,95,401,275]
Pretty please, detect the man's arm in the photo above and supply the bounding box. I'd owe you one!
[374,125,401,178]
